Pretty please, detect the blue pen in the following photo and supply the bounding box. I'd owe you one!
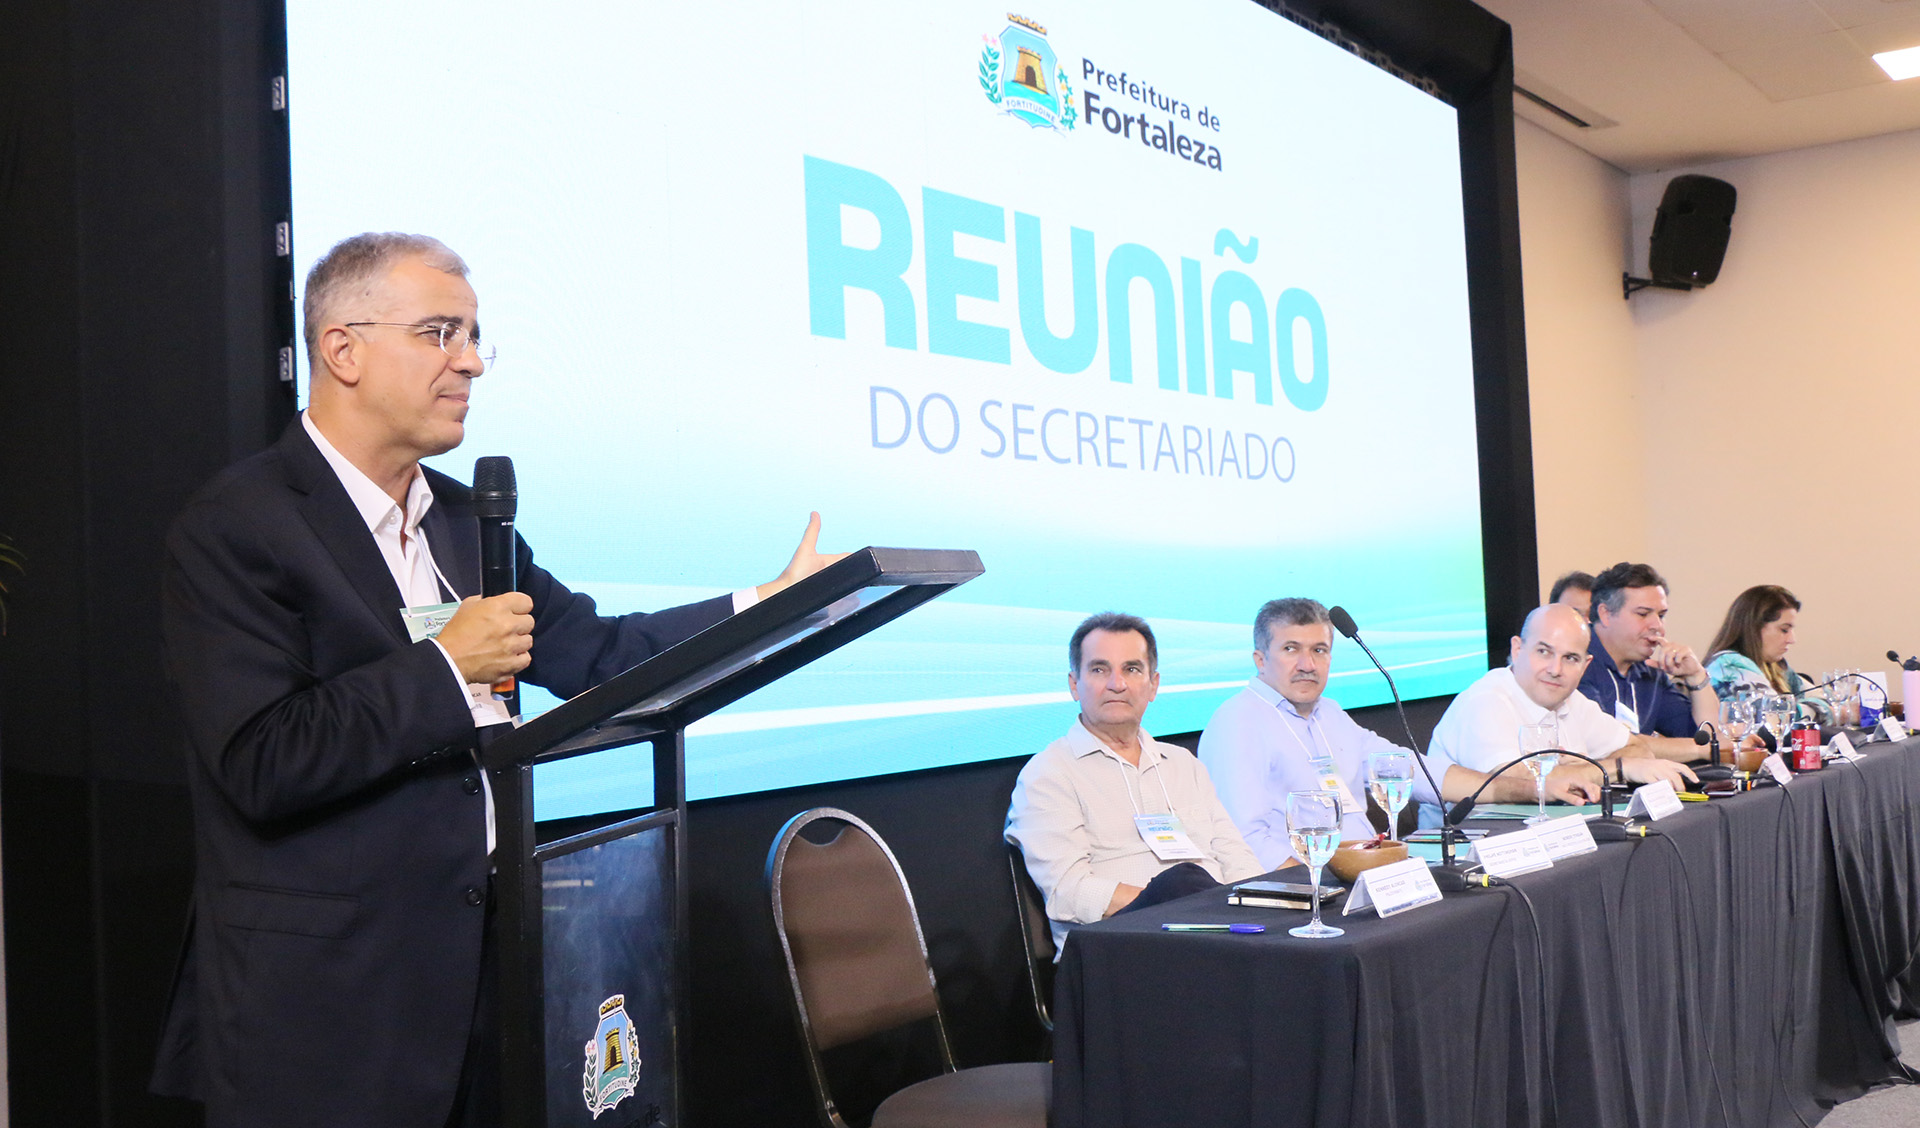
[1162,922,1265,933]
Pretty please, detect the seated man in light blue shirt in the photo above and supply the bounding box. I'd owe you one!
[1200,598,1601,868]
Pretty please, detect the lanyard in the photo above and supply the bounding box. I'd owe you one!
[1113,751,1176,817]
[1278,703,1336,770]
[426,551,462,604]
[1608,666,1639,723]
[416,526,463,603]
[395,526,464,609]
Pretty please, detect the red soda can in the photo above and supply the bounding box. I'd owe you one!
[1791,721,1823,771]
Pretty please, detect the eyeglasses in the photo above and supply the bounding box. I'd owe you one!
[345,321,497,372]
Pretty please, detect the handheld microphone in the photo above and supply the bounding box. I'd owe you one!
[473,456,519,710]
[1329,605,1475,890]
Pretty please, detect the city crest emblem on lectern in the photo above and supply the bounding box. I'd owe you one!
[582,993,642,1118]
[979,14,1077,132]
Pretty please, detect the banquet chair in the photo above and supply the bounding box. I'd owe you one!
[767,807,1051,1128]
[1005,842,1055,1041]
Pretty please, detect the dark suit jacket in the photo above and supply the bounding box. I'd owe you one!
[151,422,730,1127]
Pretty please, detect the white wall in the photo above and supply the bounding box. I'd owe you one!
[1629,128,1920,681]
[1515,115,1920,684]
[1513,119,1644,601]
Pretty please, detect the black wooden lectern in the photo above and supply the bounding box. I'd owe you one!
[480,546,983,1127]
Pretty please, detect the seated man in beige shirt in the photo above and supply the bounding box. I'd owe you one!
[1006,612,1266,952]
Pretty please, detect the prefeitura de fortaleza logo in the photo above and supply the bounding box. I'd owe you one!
[979,13,1077,132]
[581,993,642,1119]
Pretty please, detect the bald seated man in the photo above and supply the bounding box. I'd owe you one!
[1419,604,1697,826]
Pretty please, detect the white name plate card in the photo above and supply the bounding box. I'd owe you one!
[1624,778,1684,821]
[1342,856,1444,918]
[1830,733,1862,762]
[1470,829,1555,879]
[1532,813,1600,860]
[1878,716,1908,743]
[1762,753,1794,785]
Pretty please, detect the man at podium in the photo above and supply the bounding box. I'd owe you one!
[152,232,840,1128]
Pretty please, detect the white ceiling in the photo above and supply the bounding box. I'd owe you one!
[1477,0,1920,171]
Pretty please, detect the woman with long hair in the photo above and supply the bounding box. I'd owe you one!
[1703,585,1829,721]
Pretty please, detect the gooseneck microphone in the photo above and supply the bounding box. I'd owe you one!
[473,456,519,710]
[1328,606,1420,762]
[1887,650,1920,673]
[1799,671,1890,702]
[1692,723,1733,781]
[1328,605,1475,891]
[1448,749,1644,840]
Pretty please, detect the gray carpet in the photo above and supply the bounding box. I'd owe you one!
[1820,1018,1920,1127]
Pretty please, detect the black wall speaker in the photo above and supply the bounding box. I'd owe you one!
[1648,175,1737,287]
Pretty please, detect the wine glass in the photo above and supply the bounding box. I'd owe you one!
[1833,672,1859,727]
[1285,790,1344,939]
[1519,721,1560,825]
[1367,751,1415,835]
[1718,697,1751,754]
[1762,694,1793,752]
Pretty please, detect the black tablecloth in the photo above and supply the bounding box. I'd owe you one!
[1052,743,1920,1128]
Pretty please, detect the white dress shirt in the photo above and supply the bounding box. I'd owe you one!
[304,413,509,852]
[1006,717,1265,952]
[1421,665,1629,824]
[303,412,760,853]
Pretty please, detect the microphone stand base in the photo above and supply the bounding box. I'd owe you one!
[1589,816,1644,842]
[1430,864,1481,893]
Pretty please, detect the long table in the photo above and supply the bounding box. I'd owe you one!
[1051,742,1920,1128]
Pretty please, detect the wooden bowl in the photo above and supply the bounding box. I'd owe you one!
[1328,839,1409,884]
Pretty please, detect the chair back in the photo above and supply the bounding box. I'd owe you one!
[768,808,956,1127]
[1005,842,1055,1033]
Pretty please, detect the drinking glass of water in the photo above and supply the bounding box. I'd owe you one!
[1519,721,1561,825]
[1717,697,1752,754]
[1763,695,1793,750]
[1367,751,1415,835]
[1285,790,1344,939]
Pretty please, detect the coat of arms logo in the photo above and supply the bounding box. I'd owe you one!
[582,993,642,1119]
[980,14,1077,133]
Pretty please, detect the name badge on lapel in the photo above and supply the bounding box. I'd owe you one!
[1134,814,1206,861]
[400,601,460,643]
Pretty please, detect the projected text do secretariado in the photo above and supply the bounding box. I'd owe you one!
[804,154,1329,483]
[868,388,1295,482]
